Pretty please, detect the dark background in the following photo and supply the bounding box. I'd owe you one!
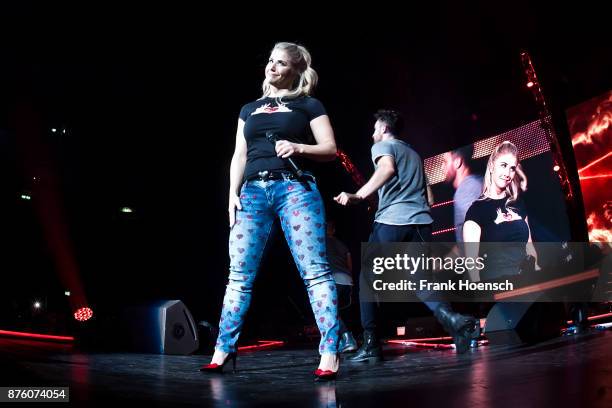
[0,3,609,342]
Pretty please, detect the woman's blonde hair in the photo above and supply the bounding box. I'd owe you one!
[482,141,527,208]
[262,42,318,99]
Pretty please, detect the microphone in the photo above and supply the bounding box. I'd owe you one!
[266,131,304,178]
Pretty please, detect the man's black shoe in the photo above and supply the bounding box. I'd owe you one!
[346,331,383,362]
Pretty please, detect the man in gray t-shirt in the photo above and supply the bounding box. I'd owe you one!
[371,139,433,225]
[442,145,483,244]
[334,113,432,226]
[335,110,479,361]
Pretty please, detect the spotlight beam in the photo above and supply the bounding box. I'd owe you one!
[577,151,612,174]
[579,174,612,181]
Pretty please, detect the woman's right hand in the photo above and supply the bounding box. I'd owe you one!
[228,192,242,228]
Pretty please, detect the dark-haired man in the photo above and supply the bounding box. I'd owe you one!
[335,109,479,361]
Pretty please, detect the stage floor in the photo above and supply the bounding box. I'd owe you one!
[0,330,611,407]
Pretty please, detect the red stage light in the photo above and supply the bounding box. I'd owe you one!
[553,165,560,172]
[74,307,93,322]
[493,269,600,301]
[431,199,455,209]
[567,311,612,325]
[432,226,457,236]
[237,340,284,351]
[337,149,366,187]
[577,151,612,174]
[387,339,456,350]
[389,336,452,342]
[526,81,534,88]
[580,174,612,180]
[0,329,74,342]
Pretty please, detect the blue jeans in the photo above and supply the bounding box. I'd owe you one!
[360,222,445,333]
[215,176,339,355]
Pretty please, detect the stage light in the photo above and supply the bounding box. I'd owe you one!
[0,330,74,342]
[64,291,71,296]
[520,50,574,200]
[120,206,133,213]
[33,301,41,309]
[51,128,57,133]
[387,339,456,350]
[74,307,93,322]
[337,149,366,186]
[237,340,284,351]
[424,119,551,185]
[431,199,454,209]
[577,151,612,173]
[553,165,560,172]
[580,174,612,180]
[20,194,32,201]
[432,226,457,236]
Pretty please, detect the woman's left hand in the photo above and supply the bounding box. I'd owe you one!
[275,140,302,158]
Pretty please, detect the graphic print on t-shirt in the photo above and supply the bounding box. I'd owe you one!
[239,96,326,180]
[252,102,293,115]
[493,207,522,224]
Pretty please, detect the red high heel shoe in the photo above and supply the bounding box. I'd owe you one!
[313,368,338,381]
[199,352,237,373]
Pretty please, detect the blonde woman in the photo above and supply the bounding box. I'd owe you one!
[199,42,339,381]
[463,141,538,282]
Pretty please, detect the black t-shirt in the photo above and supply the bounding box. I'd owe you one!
[239,96,327,180]
[465,196,529,243]
[465,196,529,279]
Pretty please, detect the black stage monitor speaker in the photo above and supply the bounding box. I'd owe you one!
[122,300,199,355]
[484,302,565,345]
